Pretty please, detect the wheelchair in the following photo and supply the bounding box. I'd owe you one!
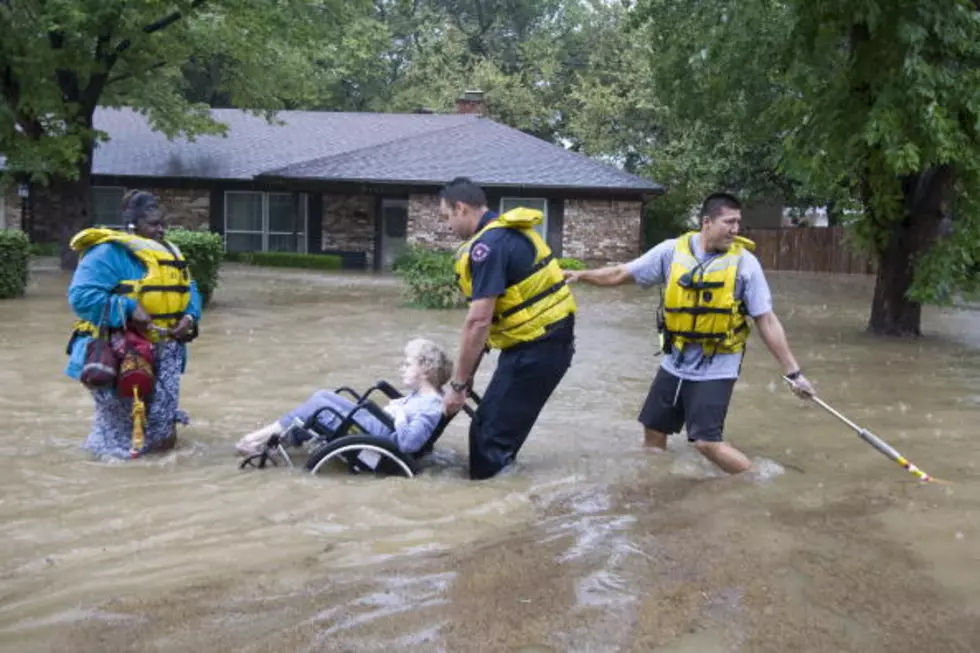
[239,379,479,478]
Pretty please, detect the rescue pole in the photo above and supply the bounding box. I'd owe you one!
[782,376,944,484]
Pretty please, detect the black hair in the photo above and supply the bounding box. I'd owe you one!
[121,190,161,228]
[699,192,741,220]
[439,176,487,208]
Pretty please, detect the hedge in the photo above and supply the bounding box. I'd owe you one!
[0,230,30,299]
[224,251,343,270]
[558,257,586,270]
[166,229,225,307]
[29,242,59,257]
[393,245,466,309]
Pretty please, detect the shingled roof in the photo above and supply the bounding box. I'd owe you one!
[86,107,662,194]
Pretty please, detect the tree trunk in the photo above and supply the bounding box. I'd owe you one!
[867,165,953,336]
[34,142,95,271]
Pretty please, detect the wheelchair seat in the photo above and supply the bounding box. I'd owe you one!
[239,379,478,478]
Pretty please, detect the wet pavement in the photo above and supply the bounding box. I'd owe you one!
[1,261,979,652]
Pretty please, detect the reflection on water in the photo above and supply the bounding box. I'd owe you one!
[1,263,979,651]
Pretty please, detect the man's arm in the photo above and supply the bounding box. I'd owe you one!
[566,240,672,288]
[566,265,634,286]
[453,298,494,385]
[741,254,813,397]
[754,311,801,376]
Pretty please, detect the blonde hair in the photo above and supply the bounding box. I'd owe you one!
[404,338,453,388]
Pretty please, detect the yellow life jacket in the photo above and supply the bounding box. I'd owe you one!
[70,228,193,342]
[454,208,577,350]
[660,231,756,357]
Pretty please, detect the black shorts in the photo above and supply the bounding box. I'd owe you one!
[638,368,736,443]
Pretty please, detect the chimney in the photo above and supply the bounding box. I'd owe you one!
[455,89,486,116]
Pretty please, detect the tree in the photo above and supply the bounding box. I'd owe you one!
[0,0,361,269]
[634,0,980,336]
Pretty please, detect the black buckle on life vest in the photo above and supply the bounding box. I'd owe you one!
[677,273,724,291]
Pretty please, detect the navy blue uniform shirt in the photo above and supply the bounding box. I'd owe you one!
[467,210,574,344]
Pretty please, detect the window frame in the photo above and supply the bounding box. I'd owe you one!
[223,190,308,253]
[91,185,127,230]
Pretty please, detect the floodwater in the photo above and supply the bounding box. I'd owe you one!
[1,261,979,652]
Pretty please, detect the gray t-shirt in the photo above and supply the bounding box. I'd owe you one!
[624,234,773,381]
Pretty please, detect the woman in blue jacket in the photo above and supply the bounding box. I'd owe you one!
[65,190,203,459]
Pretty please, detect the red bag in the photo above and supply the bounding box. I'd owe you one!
[115,328,156,401]
[80,336,120,389]
[79,301,119,390]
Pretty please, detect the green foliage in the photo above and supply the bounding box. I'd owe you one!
[166,229,224,307]
[632,0,980,328]
[557,257,586,271]
[0,0,366,186]
[643,194,695,249]
[224,251,343,270]
[0,230,30,299]
[393,245,466,309]
[29,242,59,257]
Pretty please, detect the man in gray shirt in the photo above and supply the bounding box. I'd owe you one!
[566,192,814,474]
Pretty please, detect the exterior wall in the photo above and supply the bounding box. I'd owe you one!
[151,187,210,230]
[562,199,643,265]
[322,194,376,267]
[1,186,23,231]
[407,193,457,250]
[18,184,210,240]
[408,193,644,265]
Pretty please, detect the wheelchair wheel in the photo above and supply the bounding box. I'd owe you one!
[305,435,420,478]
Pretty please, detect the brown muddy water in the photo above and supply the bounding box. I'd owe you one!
[1,261,979,652]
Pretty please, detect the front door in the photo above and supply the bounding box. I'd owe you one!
[380,199,409,269]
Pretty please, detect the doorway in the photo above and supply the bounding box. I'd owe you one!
[380,199,409,269]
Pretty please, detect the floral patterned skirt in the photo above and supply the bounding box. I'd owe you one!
[83,340,188,459]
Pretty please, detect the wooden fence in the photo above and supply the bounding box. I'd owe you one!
[741,227,876,275]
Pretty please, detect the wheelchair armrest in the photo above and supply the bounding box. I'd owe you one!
[347,399,396,432]
[335,386,363,402]
[307,399,397,440]
[360,380,403,402]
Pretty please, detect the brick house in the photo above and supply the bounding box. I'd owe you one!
[2,94,662,268]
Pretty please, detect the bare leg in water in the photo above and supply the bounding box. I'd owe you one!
[644,427,752,474]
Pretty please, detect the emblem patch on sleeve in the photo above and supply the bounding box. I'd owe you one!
[471,242,491,262]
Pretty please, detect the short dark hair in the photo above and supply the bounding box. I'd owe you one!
[700,192,741,220]
[439,177,487,208]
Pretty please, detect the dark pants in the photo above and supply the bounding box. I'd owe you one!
[468,337,575,480]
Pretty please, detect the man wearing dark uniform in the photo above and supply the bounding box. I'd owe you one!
[440,177,577,480]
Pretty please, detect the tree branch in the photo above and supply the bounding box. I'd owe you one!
[113,0,207,58]
[81,0,206,111]
[49,30,82,102]
[107,61,168,86]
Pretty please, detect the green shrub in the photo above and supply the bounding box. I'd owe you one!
[0,230,30,299]
[558,257,586,270]
[394,245,466,309]
[224,251,343,270]
[166,229,224,307]
[29,242,59,257]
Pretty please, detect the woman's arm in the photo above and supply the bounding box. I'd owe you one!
[186,280,203,321]
[391,401,443,454]
[67,244,138,328]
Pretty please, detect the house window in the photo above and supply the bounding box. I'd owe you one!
[224,191,308,253]
[500,197,548,239]
[91,186,126,229]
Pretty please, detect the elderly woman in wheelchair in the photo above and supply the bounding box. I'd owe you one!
[236,338,472,477]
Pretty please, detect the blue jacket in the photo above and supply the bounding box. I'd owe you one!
[65,242,203,379]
